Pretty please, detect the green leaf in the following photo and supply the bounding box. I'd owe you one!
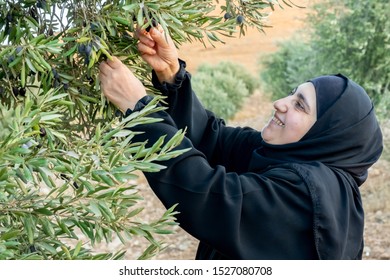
[24,216,35,244]
[112,16,130,26]
[37,241,58,255]
[122,3,138,11]
[8,56,22,68]
[40,113,63,121]
[33,208,54,216]
[25,57,37,73]
[0,230,21,241]
[113,130,133,138]
[72,241,83,258]
[89,201,102,217]
[25,16,39,29]
[98,201,115,221]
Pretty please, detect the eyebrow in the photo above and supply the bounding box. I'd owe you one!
[296,92,311,113]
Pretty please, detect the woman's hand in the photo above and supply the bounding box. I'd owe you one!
[136,26,180,84]
[99,56,147,112]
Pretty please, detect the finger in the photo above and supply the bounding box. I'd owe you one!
[106,56,122,69]
[149,27,170,48]
[138,42,156,55]
[139,35,155,48]
[137,31,155,48]
[135,27,153,41]
[99,61,110,75]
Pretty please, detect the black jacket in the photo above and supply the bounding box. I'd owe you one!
[128,61,383,259]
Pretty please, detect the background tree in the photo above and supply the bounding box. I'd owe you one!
[0,0,291,260]
[259,0,390,117]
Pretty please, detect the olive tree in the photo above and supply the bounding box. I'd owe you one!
[0,0,291,260]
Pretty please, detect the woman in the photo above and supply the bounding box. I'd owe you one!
[99,27,383,259]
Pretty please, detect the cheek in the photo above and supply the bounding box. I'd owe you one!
[286,118,310,141]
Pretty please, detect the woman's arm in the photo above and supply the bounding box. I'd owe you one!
[129,107,314,259]
[99,59,314,259]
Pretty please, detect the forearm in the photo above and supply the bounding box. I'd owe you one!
[151,59,210,148]
[150,62,263,170]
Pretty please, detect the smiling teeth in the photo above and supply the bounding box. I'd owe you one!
[272,116,285,127]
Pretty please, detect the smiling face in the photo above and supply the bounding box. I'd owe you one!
[261,82,317,145]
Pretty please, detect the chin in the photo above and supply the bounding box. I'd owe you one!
[261,127,273,143]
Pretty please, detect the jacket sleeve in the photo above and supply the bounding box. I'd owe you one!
[129,106,315,259]
[151,60,263,173]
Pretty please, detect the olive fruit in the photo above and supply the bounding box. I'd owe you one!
[19,88,26,96]
[115,109,122,117]
[85,44,92,56]
[16,46,23,54]
[224,13,232,20]
[39,127,47,137]
[52,68,60,79]
[73,181,79,189]
[37,0,46,9]
[29,245,37,253]
[77,44,86,54]
[236,15,244,25]
[6,12,13,23]
[7,55,15,64]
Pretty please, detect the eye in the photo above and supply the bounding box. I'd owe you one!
[294,100,305,111]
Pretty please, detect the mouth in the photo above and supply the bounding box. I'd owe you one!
[272,115,285,127]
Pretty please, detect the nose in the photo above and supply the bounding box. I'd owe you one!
[273,97,288,112]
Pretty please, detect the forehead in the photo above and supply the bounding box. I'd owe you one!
[297,82,315,94]
[297,82,316,101]
[296,82,317,116]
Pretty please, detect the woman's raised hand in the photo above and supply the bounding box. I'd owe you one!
[136,26,180,84]
[99,56,147,112]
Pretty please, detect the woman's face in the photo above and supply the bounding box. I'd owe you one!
[261,82,317,145]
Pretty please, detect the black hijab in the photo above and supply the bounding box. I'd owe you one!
[248,74,383,259]
[253,74,383,186]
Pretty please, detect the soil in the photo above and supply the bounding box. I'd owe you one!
[98,0,390,260]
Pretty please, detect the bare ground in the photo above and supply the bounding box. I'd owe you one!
[96,0,390,260]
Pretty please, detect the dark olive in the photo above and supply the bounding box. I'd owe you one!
[236,15,244,25]
[85,44,92,56]
[73,181,79,189]
[29,245,37,253]
[77,44,86,54]
[16,46,23,54]
[12,87,19,96]
[19,88,26,96]
[39,127,47,137]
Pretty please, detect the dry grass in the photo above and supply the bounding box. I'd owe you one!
[360,125,390,259]
[362,160,390,214]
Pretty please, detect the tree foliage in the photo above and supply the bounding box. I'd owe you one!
[1,0,289,259]
[193,61,259,119]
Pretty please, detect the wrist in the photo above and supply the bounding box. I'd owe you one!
[124,95,155,117]
[155,61,180,84]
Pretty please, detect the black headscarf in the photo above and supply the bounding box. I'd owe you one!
[253,74,383,186]
[248,74,383,259]
[311,75,347,118]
